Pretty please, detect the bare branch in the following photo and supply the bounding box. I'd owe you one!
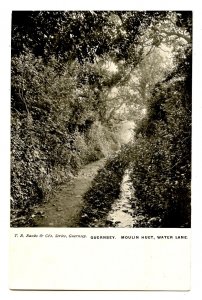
[159,29,191,43]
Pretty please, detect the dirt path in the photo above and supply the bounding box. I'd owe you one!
[33,158,106,227]
[33,121,135,227]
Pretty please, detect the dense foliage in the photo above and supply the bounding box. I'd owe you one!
[11,54,121,225]
[12,11,166,63]
[131,48,191,227]
[11,11,191,227]
[11,11,159,225]
[80,12,192,228]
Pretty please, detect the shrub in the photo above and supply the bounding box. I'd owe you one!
[130,54,191,227]
[11,52,121,226]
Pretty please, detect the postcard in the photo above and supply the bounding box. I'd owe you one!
[9,9,191,291]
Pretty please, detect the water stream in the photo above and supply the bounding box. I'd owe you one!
[105,121,136,227]
[106,168,134,227]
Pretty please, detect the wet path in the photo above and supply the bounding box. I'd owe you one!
[89,167,135,228]
[33,158,106,227]
[106,168,134,227]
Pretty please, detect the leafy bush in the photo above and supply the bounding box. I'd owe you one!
[130,51,191,228]
[11,52,121,226]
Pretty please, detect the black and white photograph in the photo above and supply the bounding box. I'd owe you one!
[11,10,192,229]
[5,4,199,292]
